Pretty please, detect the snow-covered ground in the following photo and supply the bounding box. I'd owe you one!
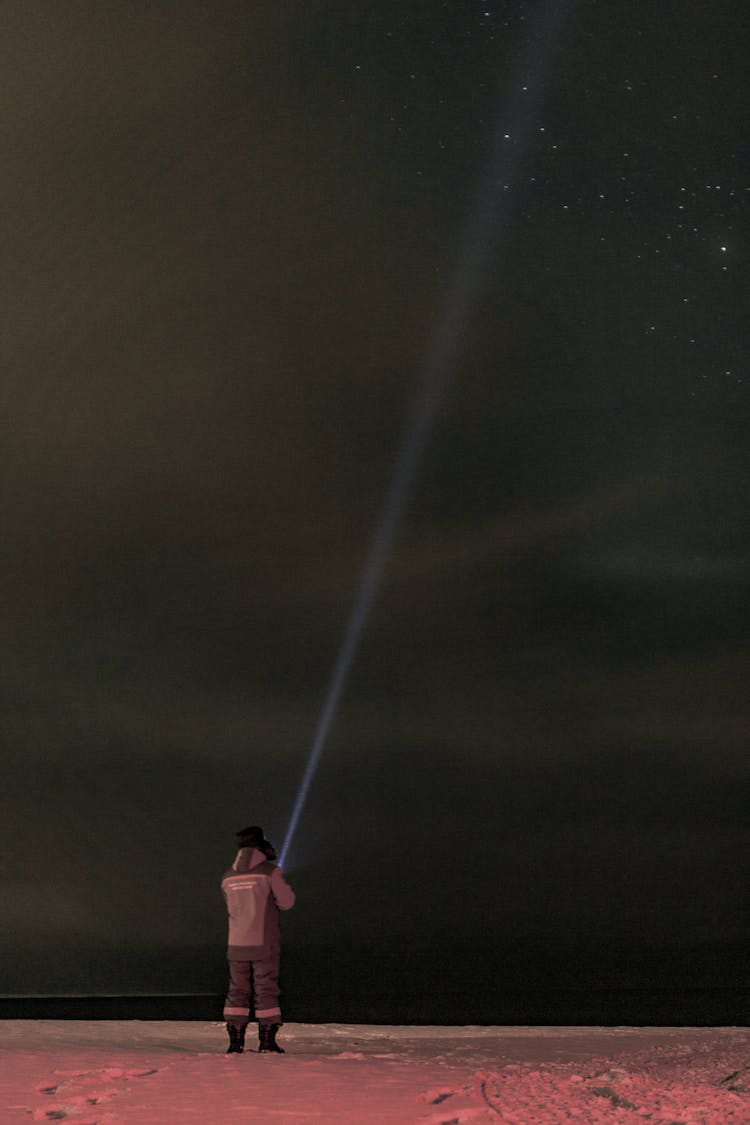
[0,1021,747,1123]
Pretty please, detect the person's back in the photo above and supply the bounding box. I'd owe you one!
[222,847,294,955]
[222,825,295,1054]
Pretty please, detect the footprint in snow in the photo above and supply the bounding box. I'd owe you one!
[31,1064,159,1122]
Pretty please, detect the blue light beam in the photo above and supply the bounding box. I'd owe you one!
[280,2,570,869]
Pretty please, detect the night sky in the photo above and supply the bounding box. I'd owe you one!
[2,2,747,1006]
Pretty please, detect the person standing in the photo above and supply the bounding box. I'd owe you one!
[221,825,296,1054]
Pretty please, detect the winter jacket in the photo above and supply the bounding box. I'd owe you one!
[221,846,295,959]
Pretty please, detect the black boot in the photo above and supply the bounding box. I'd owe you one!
[258,1023,284,1053]
[226,1022,246,1054]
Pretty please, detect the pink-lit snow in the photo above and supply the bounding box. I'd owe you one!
[0,1021,747,1123]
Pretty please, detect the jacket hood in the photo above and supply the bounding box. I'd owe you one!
[231,846,269,873]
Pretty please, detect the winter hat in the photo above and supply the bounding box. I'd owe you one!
[235,825,278,861]
[236,826,265,848]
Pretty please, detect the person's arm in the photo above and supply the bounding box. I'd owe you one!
[270,866,296,910]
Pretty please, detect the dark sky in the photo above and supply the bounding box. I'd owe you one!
[2,2,747,998]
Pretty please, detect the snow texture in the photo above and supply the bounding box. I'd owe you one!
[0,1022,747,1123]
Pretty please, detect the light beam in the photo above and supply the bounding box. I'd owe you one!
[280,2,570,869]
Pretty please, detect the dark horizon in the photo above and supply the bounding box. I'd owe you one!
[3,930,749,1026]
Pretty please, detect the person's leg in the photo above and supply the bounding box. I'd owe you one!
[252,949,281,1025]
[223,960,253,1052]
[252,949,285,1052]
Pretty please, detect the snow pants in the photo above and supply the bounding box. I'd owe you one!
[224,950,282,1028]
